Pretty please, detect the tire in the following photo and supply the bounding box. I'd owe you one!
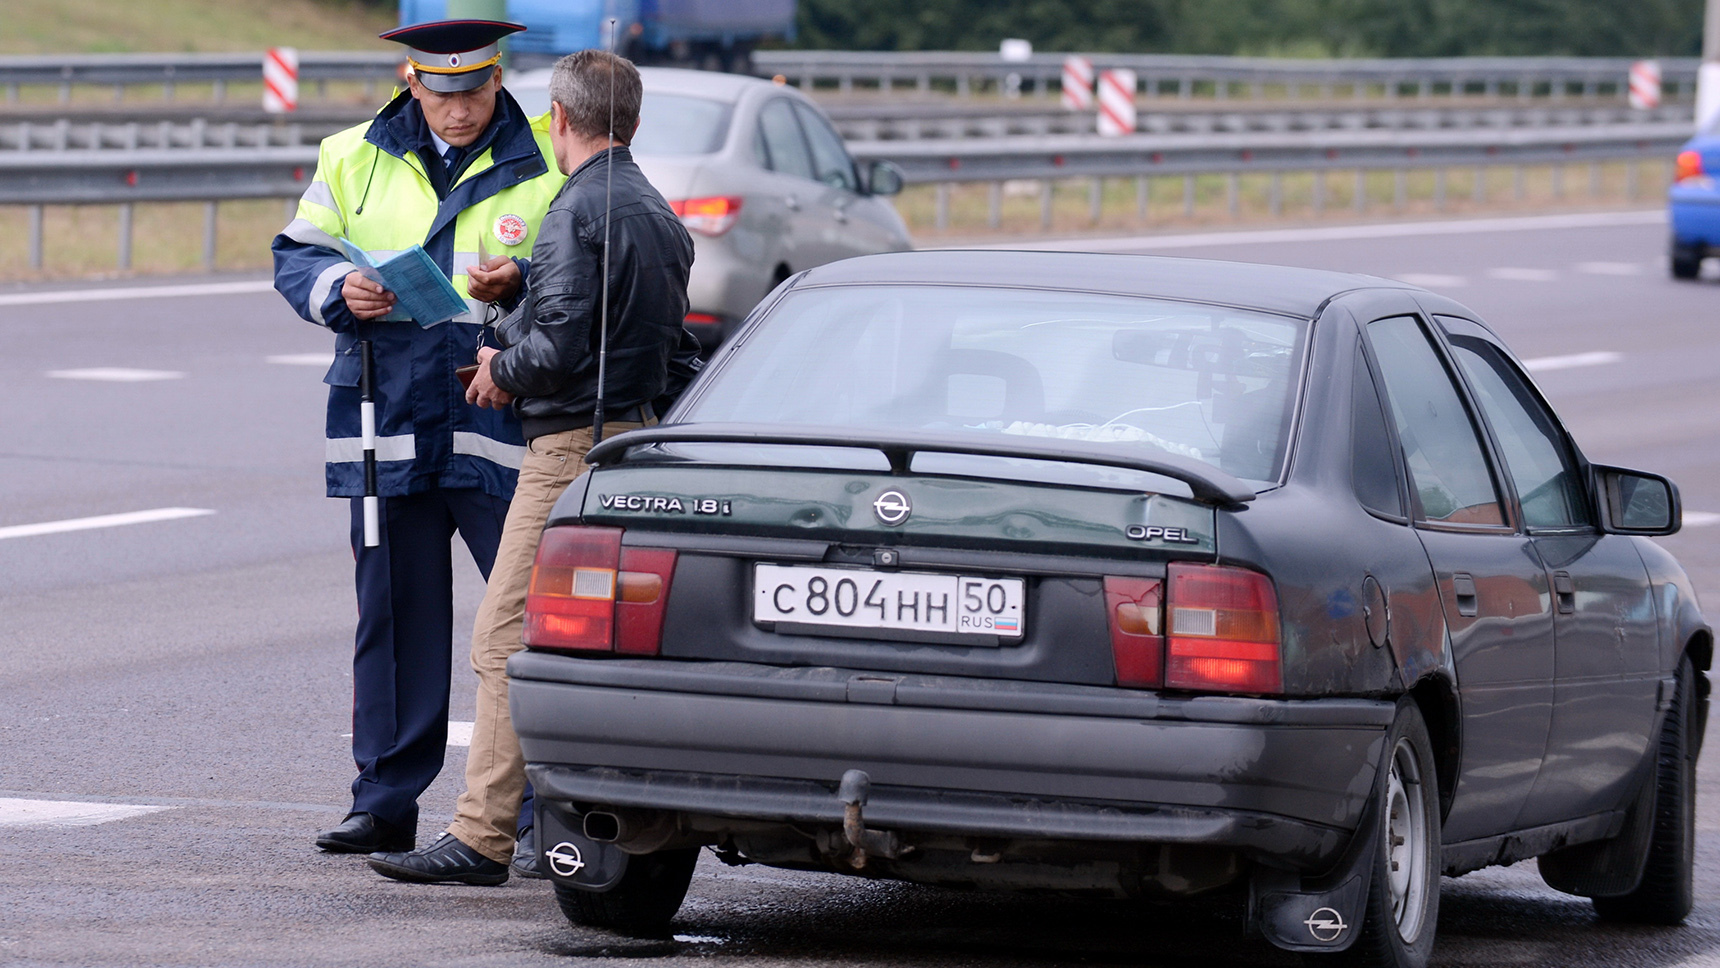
[553,847,700,937]
[1330,700,1441,968]
[1592,656,1696,925]
[1671,245,1702,280]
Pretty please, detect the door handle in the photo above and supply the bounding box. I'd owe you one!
[1554,571,1575,614]
[785,195,800,212]
[833,208,849,224]
[1452,573,1478,618]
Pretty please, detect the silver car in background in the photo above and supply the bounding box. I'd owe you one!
[510,67,911,346]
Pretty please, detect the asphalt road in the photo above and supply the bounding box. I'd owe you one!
[3,209,1719,968]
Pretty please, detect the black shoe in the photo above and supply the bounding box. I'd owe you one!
[511,826,545,880]
[315,812,414,854]
[367,833,510,886]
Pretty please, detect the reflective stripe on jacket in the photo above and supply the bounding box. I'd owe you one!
[271,89,563,500]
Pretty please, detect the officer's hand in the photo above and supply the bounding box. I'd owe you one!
[467,256,522,304]
[467,346,514,410]
[342,272,397,320]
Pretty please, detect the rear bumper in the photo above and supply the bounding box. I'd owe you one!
[509,654,1394,870]
[1670,188,1720,246]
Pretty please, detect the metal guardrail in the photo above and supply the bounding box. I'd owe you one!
[0,122,1687,268]
[1,102,1693,155]
[757,51,1701,102]
[0,50,1699,105]
[825,101,1696,141]
[0,52,401,104]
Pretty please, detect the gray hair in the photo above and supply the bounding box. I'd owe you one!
[548,50,642,144]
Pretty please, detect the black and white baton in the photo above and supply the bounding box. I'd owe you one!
[359,339,380,548]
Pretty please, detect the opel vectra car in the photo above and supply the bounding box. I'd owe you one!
[507,252,1708,968]
[510,66,911,345]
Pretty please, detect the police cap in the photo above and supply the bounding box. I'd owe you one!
[380,19,526,94]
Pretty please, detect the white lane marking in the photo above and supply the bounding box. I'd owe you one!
[447,721,474,747]
[1682,512,1720,528]
[0,279,274,308]
[1576,261,1644,276]
[1487,267,1560,282]
[46,367,184,382]
[967,209,1666,253]
[0,797,172,827]
[337,720,474,746]
[0,507,215,541]
[267,353,335,366]
[1522,351,1623,372]
[1396,273,1467,288]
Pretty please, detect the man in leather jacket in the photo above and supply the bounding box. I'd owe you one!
[368,49,699,885]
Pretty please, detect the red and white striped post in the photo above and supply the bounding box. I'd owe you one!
[1629,60,1661,110]
[263,47,299,114]
[1061,56,1093,111]
[1097,69,1137,136]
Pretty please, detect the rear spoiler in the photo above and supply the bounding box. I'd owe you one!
[582,422,1256,508]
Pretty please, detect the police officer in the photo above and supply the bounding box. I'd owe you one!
[271,19,562,865]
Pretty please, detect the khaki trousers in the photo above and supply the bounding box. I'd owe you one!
[447,422,644,862]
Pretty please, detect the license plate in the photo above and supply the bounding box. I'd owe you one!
[753,564,1024,640]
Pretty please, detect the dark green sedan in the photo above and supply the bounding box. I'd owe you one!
[507,251,1709,968]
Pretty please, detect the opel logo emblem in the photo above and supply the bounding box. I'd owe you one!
[1304,906,1348,942]
[546,841,586,877]
[873,489,912,526]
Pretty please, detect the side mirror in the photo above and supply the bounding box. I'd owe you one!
[1595,464,1681,535]
[865,160,905,196]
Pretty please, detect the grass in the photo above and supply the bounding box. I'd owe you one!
[895,160,1674,240]
[0,0,394,55]
[0,161,1673,282]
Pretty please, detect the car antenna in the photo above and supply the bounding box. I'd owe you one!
[591,18,618,446]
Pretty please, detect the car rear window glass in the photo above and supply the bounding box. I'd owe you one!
[631,94,732,156]
[1366,315,1505,527]
[757,99,816,180]
[1447,336,1588,530]
[1352,347,1405,519]
[681,285,1308,486]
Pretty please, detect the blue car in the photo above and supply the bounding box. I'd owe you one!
[1670,122,1720,278]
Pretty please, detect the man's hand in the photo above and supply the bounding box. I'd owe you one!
[342,272,397,320]
[466,255,522,304]
[466,346,514,410]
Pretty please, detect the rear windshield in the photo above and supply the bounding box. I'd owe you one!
[632,94,731,156]
[681,285,1308,486]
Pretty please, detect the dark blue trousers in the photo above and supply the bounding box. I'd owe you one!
[348,488,534,834]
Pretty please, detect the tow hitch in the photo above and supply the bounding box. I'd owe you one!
[838,770,909,869]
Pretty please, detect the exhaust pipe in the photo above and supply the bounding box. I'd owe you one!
[581,808,677,854]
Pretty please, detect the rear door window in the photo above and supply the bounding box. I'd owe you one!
[1366,315,1506,528]
[1446,336,1589,530]
[792,101,858,192]
[757,99,816,181]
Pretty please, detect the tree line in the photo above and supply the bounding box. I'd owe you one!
[793,0,1705,58]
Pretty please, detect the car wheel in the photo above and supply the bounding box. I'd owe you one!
[553,847,700,937]
[1331,700,1441,968]
[1592,655,1697,925]
[1671,244,1703,280]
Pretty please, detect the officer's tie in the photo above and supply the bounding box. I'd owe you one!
[443,145,464,182]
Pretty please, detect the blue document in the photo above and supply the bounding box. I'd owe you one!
[340,238,468,327]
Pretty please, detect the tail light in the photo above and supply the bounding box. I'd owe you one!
[670,196,743,236]
[1104,576,1164,688]
[1676,150,1705,183]
[524,526,676,655]
[684,312,723,326]
[1164,563,1281,694]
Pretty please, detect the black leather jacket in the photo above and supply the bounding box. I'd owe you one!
[490,146,698,440]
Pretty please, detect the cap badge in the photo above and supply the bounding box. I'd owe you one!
[447,52,462,68]
[493,214,527,247]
